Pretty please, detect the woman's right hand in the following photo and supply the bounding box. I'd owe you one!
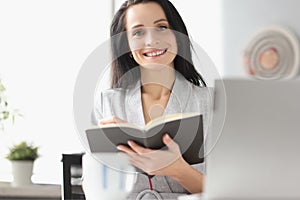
[99,116,127,125]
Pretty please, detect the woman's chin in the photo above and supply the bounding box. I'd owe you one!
[140,63,172,71]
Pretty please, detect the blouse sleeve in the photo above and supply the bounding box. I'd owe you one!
[91,91,104,126]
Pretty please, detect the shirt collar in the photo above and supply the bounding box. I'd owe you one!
[125,72,192,126]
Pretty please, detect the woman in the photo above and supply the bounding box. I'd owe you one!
[87,0,212,199]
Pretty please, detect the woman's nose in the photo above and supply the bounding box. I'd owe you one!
[145,29,160,47]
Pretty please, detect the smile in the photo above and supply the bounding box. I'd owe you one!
[143,49,167,57]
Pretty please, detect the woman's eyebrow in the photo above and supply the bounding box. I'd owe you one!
[153,18,168,24]
[130,19,168,30]
[131,24,144,29]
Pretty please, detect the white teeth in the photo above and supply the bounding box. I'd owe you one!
[145,50,165,57]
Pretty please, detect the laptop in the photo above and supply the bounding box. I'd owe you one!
[204,79,300,199]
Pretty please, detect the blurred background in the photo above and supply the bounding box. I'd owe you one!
[0,0,299,186]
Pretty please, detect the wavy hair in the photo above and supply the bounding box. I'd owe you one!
[110,0,206,88]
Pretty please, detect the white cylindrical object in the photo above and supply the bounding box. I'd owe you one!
[82,153,137,200]
[11,160,33,187]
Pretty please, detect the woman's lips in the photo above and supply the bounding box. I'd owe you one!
[143,48,168,57]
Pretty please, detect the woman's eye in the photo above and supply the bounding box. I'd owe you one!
[132,29,144,37]
[157,25,167,31]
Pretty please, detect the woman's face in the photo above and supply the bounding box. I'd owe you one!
[125,2,178,68]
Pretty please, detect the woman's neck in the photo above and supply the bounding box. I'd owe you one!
[140,65,176,100]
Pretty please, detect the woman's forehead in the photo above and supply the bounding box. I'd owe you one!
[126,2,167,29]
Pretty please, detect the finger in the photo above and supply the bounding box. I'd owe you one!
[129,155,152,169]
[99,116,126,125]
[128,141,153,155]
[112,116,126,123]
[127,153,150,169]
[117,145,136,154]
[163,134,179,152]
[117,145,150,163]
[99,119,117,125]
[117,147,147,166]
[129,158,144,170]
[130,159,157,176]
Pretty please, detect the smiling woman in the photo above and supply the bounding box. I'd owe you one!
[82,0,213,199]
[125,3,178,68]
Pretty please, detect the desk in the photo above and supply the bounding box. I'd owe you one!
[0,182,61,199]
[178,193,203,200]
[177,193,300,200]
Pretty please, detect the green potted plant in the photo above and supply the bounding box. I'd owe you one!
[0,79,10,130]
[6,141,39,186]
[1,79,37,186]
[0,79,21,130]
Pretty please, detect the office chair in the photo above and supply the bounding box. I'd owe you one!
[61,153,85,200]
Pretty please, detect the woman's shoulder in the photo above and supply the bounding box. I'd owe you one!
[176,72,213,93]
[97,81,139,101]
[187,80,214,99]
[93,83,139,121]
[101,87,126,95]
[98,88,127,105]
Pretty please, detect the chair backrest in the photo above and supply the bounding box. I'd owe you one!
[61,153,85,200]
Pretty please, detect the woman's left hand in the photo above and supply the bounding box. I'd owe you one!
[117,133,188,177]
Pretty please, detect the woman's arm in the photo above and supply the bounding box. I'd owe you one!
[117,134,204,193]
[168,157,204,193]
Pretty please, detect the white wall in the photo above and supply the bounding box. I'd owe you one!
[222,0,300,77]
[171,0,223,76]
[0,0,111,184]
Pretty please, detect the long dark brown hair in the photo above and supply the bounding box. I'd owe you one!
[110,0,206,88]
